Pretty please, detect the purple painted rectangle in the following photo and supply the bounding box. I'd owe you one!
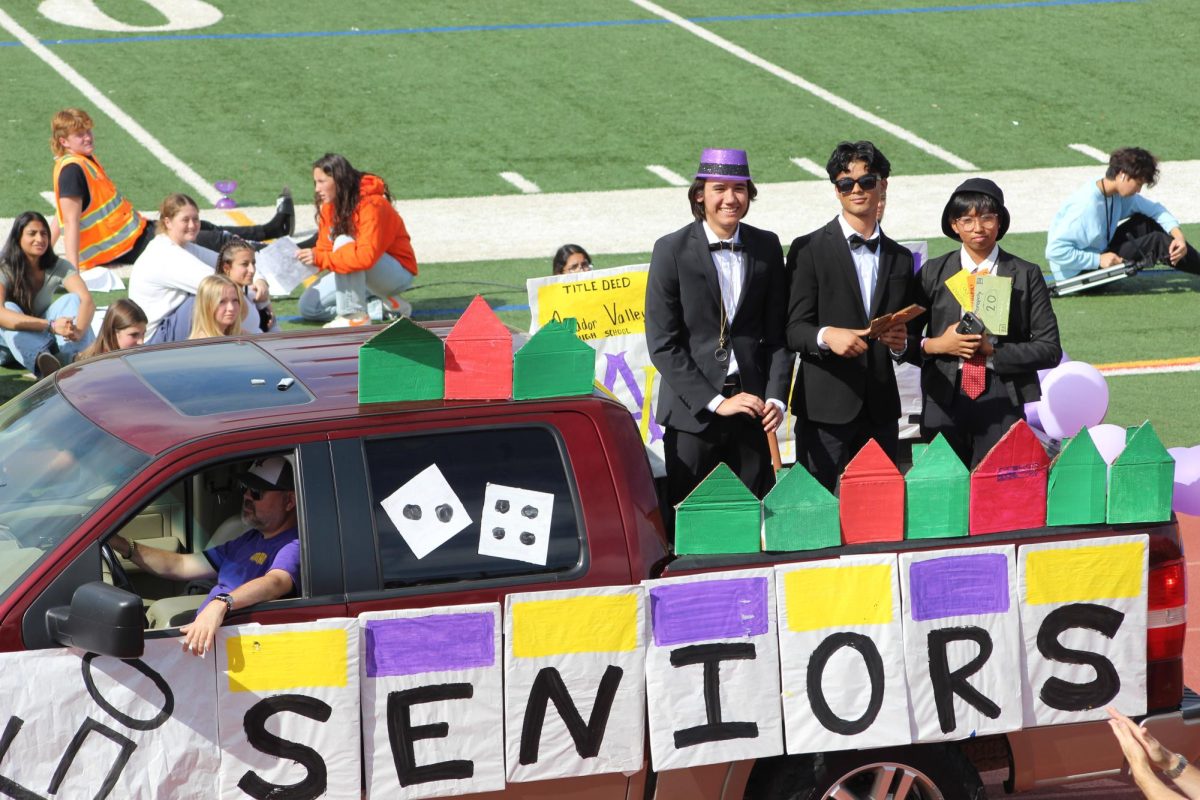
[909,553,1010,621]
[365,612,495,678]
[650,576,769,646]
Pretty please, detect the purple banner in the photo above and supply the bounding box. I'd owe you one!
[650,576,769,646]
[909,553,1010,621]
[365,612,495,677]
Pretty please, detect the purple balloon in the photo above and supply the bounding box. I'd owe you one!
[1089,424,1128,465]
[1170,446,1200,516]
[1039,362,1109,439]
[1024,400,1043,432]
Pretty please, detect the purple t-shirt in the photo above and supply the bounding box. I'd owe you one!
[203,527,300,607]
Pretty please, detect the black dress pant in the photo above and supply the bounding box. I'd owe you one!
[1110,213,1200,275]
[921,368,1023,469]
[796,411,898,493]
[664,413,775,509]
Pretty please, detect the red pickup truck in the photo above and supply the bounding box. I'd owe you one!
[0,326,1193,799]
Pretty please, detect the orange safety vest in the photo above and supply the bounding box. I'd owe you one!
[53,153,147,269]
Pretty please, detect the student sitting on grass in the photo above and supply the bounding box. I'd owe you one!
[0,211,95,378]
[79,298,148,359]
[50,107,295,270]
[189,275,244,340]
[216,238,277,333]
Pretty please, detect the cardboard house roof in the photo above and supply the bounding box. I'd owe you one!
[905,434,969,539]
[839,438,904,544]
[970,420,1049,535]
[675,463,761,555]
[445,295,513,400]
[763,465,840,551]
[513,318,596,400]
[359,318,444,404]
[447,295,511,342]
[1046,427,1107,526]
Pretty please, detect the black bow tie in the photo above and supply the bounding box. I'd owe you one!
[848,234,879,253]
[709,240,744,252]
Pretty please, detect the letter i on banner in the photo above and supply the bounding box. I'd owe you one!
[1018,534,1148,726]
[215,618,360,800]
[359,604,504,799]
[900,545,1022,742]
[774,555,911,754]
[504,586,646,782]
[642,569,784,770]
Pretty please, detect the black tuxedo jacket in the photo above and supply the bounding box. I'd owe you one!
[645,220,791,434]
[915,249,1061,407]
[785,217,916,425]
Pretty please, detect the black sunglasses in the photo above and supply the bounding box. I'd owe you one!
[240,483,264,501]
[834,174,881,194]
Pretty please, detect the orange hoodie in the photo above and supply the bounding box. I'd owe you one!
[313,175,417,276]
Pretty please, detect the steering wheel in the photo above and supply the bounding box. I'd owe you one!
[100,541,135,593]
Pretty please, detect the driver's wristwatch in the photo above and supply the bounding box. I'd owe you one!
[1164,753,1189,780]
[214,593,235,613]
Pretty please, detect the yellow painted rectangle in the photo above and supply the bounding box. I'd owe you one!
[1025,542,1145,605]
[785,565,894,632]
[226,629,348,692]
[535,270,649,340]
[512,594,639,658]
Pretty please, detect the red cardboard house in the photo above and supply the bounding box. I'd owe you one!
[970,420,1050,535]
[444,295,512,400]
[839,438,904,544]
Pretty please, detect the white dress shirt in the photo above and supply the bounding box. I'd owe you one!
[816,215,882,350]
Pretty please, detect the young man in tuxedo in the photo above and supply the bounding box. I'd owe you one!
[786,140,914,491]
[916,178,1061,466]
[645,148,791,509]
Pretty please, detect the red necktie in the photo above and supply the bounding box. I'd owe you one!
[962,267,988,399]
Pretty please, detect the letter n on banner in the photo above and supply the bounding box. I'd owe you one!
[1018,535,1148,726]
[899,545,1022,742]
[215,618,360,800]
[504,586,646,782]
[774,555,911,754]
[359,604,504,799]
[642,568,783,770]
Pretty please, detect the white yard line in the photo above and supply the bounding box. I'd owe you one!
[628,0,978,171]
[499,172,541,194]
[1068,143,1110,163]
[1100,363,1200,377]
[790,158,827,178]
[646,165,689,186]
[0,9,221,205]
[40,191,56,208]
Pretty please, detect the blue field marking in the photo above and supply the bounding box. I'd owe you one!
[1,0,1136,48]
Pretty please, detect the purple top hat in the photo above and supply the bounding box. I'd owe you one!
[695,148,751,181]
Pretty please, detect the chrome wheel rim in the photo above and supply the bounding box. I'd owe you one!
[822,761,945,800]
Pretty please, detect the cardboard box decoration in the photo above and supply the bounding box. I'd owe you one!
[445,295,513,400]
[1108,421,1174,524]
[970,420,1049,535]
[358,318,444,404]
[675,463,762,555]
[513,318,597,400]
[905,434,969,539]
[1046,427,1107,527]
[839,439,904,544]
[763,466,840,552]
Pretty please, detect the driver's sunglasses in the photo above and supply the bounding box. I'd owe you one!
[834,174,881,194]
[240,483,264,501]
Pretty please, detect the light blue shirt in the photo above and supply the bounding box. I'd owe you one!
[1045,179,1178,280]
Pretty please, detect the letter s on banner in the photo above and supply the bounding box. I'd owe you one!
[38,0,221,32]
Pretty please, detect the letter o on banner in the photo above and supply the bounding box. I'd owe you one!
[805,632,885,736]
[38,0,222,32]
[81,653,174,731]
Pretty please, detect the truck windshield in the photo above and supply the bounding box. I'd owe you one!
[0,383,150,600]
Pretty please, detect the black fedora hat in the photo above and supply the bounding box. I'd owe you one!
[941,177,1011,241]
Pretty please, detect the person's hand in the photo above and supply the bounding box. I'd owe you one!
[715,392,766,419]
[761,402,782,432]
[879,322,907,352]
[824,326,869,358]
[924,322,982,359]
[295,248,315,266]
[109,534,132,560]
[179,600,226,657]
[1108,707,1174,772]
[251,278,270,302]
[64,319,84,342]
[1100,251,1124,268]
[1169,234,1188,266]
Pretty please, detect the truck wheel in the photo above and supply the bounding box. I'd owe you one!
[748,744,984,800]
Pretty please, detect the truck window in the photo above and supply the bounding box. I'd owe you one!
[363,427,582,588]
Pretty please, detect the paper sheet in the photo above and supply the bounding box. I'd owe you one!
[381,464,471,559]
[477,484,553,566]
[254,237,317,296]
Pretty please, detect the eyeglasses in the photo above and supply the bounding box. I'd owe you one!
[834,174,881,194]
[241,484,264,501]
[954,213,1000,230]
[562,261,592,274]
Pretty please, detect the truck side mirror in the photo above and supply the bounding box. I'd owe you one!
[46,581,144,659]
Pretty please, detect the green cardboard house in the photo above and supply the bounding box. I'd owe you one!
[905,434,969,539]
[675,463,761,555]
[1108,421,1175,523]
[513,318,596,400]
[1047,427,1107,526]
[358,318,444,404]
[762,466,840,551]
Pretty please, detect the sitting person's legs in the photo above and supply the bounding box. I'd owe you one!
[0,294,95,370]
[298,235,414,322]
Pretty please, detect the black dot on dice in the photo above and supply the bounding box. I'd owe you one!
[435,504,453,522]
[492,527,506,540]
[495,499,510,513]
[520,532,536,545]
[521,505,538,519]
[402,504,422,520]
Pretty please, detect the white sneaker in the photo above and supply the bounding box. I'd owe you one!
[380,295,413,319]
[322,315,369,329]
